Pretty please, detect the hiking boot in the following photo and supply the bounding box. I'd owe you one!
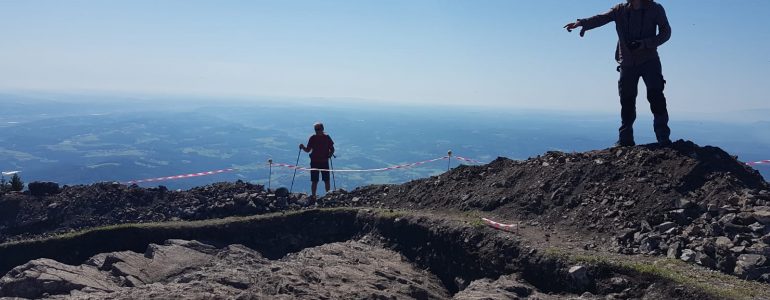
[614,140,635,147]
[657,139,672,147]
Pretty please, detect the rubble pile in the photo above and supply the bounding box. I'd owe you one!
[332,140,770,281]
[0,181,312,242]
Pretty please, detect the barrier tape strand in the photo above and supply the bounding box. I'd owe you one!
[481,217,518,233]
[272,156,449,172]
[747,160,770,166]
[124,156,457,184]
[126,168,237,184]
[122,154,769,185]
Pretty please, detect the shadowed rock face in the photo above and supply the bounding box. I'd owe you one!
[0,258,121,298]
[0,239,451,299]
[0,239,215,298]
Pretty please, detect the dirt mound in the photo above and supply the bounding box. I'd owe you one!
[326,140,770,281]
[337,140,767,224]
[0,181,298,242]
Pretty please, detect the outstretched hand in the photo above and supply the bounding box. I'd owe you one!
[564,21,586,37]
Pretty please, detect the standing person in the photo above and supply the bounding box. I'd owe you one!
[564,0,672,147]
[299,122,335,199]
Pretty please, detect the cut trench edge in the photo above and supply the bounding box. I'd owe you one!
[0,208,748,299]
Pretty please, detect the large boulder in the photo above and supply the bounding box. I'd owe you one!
[680,249,697,262]
[734,254,769,280]
[0,258,119,298]
[0,239,215,298]
[27,181,61,197]
[98,240,214,285]
[453,274,549,299]
[753,207,770,225]
[567,265,591,290]
[274,187,290,198]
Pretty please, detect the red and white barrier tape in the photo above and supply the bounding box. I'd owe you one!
[123,156,456,184]
[272,156,450,172]
[460,156,770,167]
[746,160,770,166]
[481,217,518,233]
[121,153,769,185]
[125,168,237,184]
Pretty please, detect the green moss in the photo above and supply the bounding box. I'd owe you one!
[545,249,768,300]
[376,209,406,219]
[0,208,357,248]
[466,218,486,228]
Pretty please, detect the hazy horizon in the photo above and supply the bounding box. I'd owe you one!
[1,1,768,115]
[2,90,769,124]
[2,0,769,190]
[1,93,768,193]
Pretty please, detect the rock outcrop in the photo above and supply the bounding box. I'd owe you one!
[0,258,120,298]
[2,140,769,284]
[0,239,450,299]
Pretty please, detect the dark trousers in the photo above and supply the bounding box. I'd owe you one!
[618,58,670,143]
[310,160,330,182]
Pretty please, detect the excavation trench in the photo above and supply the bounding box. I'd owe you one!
[0,208,715,299]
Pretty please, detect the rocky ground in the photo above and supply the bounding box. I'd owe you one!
[325,140,770,282]
[0,181,310,242]
[0,215,711,300]
[1,140,769,298]
[0,239,459,299]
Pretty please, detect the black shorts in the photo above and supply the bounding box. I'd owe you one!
[310,160,330,182]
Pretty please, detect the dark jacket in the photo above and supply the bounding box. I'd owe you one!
[579,1,671,66]
[305,134,334,162]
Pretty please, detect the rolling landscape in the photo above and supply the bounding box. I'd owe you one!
[2,1,770,298]
[2,93,768,193]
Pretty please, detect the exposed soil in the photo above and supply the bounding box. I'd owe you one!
[332,141,767,229]
[1,140,769,299]
[326,140,770,282]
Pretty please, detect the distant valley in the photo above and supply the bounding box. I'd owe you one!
[1,93,768,193]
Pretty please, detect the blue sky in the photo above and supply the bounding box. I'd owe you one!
[0,1,768,116]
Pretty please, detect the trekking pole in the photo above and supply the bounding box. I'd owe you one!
[267,159,273,191]
[447,150,453,171]
[289,148,301,193]
[330,155,337,191]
